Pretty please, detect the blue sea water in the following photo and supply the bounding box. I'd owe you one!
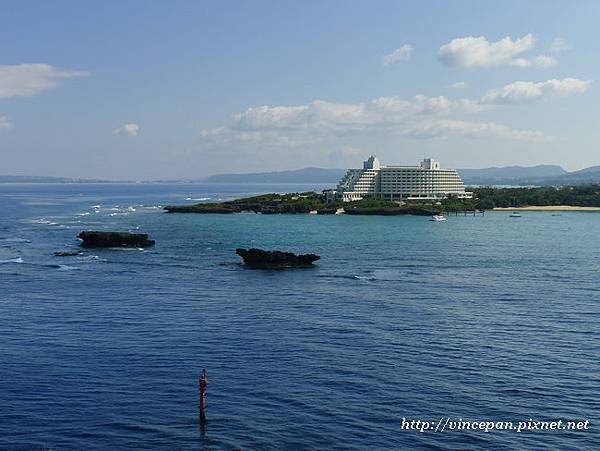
[0,183,598,450]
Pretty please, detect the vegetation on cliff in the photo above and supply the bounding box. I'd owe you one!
[470,185,600,209]
[164,185,600,215]
[342,198,440,215]
[165,193,441,215]
[438,185,600,210]
[165,192,325,214]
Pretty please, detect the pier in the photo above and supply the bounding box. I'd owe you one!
[452,210,485,216]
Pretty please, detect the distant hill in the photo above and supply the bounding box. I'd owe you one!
[461,165,600,186]
[0,175,128,183]
[0,175,86,183]
[203,165,574,186]
[457,165,567,185]
[202,164,600,187]
[552,166,600,184]
[5,163,600,186]
[203,167,346,184]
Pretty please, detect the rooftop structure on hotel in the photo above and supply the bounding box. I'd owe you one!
[326,156,472,202]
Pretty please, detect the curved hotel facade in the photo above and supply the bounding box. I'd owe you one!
[328,156,472,202]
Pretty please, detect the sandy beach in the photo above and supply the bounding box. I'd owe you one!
[494,206,600,211]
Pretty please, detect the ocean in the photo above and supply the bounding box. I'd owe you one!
[0,183,598,450]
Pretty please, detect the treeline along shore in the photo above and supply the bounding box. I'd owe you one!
[164,185,600,215]
[164,193,441,215]
[474,185,600,209]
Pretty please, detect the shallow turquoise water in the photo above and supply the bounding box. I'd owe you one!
[0,183,598,449]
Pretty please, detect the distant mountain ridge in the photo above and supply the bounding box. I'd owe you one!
[0,175,98,183]
[458,165,567,183]
[203,167,346,184]
[459,165,600,186]
[201,164,581,186]
[5,164,600,186]
[529,166,600,185]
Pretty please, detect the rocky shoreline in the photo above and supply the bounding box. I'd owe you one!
[236,248,320,269]
[164,192,441,216]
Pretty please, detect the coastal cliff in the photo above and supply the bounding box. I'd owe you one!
[344,207,439,216]
[164,192,442,216]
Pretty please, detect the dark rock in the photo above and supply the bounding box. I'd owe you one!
[344,207,440,216]
[54,251,83,257]
[259,208,279,214]
[236,248,320,269]
[164,197,318,215]
[316,208,336,214]
[165,205,240,213]
[78,231,155,248]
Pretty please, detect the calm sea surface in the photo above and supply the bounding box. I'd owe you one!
[0,183,598,450]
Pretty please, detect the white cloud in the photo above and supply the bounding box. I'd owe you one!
[550,37,570,53]
[371,94,483,115]
[201,92,553,147]
[481,78,590,104]
[509,58,531,68]
[382,44,413,66]
[0,115,14,130]
[450,81,467,89]
[532,55,557,68]
[201,75,590,148]
[510,55,557,68]
[404,119,554,142]
[216,95,480,134]
[438,34,557,69]
[201,124,318,148]
[0,64,89,98]
[112,123,140,137]
[233,105,309,130]
[438,34,536,68]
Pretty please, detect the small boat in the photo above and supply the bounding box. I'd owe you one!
[509,212,522,218]
[430,215,447,222]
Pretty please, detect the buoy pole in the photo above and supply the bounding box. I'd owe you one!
[199,369,208,422]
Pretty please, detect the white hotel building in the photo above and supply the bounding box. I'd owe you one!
[327,156,472,202]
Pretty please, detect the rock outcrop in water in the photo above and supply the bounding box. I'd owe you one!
[54,251,84,257]
[78,231,155,248]
[236,248,320,269]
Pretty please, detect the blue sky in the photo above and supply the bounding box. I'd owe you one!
[1,0,598,179]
